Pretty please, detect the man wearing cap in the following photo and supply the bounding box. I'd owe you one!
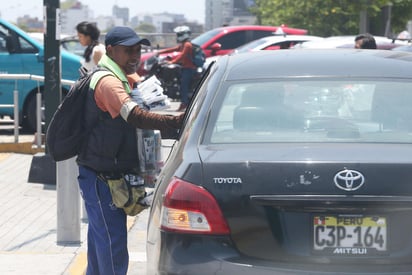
[76,26,184,275]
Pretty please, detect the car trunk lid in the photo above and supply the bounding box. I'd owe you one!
[198,143,412,265]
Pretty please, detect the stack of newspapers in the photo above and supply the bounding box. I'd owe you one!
[138,75,171,111]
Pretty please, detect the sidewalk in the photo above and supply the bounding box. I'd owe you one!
[0,101,181,275]
[0,153,150,275]
[0,153,88,275]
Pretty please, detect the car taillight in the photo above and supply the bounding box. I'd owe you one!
[160,177,230,235]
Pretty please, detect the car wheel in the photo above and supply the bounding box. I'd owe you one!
[23,90,45,133]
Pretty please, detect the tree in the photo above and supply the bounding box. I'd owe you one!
[250,0,412,37]
[392,0,412,32]
[135,23,157,33]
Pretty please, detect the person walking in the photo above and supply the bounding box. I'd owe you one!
[156,25,197,111]
[76,21,106,71]
[354,33,377,49]
[76,26,184,275]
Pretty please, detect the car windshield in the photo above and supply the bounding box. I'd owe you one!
[208,80,412,144]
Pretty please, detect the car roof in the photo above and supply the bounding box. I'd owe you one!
[216,49,412,80]
[211,25,308,33]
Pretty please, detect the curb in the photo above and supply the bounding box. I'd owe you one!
[0,142,44,154]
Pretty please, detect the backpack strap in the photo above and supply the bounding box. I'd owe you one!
[90,69,114,89]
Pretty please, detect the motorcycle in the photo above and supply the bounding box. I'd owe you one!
[143,54,182,100]
[142,53,204,101]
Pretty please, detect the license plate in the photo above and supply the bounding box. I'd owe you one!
[313,215,387,255]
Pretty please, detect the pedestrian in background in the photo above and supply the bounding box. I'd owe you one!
[76,26,184,275]
[354,33,377,49]
[156,25,197,112]
[76,21,105,71]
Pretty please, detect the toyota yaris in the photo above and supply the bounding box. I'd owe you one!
[147,49,412,274]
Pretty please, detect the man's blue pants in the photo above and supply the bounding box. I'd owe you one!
[78,165,128,275]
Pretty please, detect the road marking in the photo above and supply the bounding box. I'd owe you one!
[69,251,87,275]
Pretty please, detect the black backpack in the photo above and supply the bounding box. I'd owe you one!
[46,67,111,161]
[191,43,206,68]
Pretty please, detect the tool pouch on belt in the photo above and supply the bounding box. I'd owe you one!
[105,174,149,216]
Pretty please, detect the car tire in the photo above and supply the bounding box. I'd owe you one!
[23,90,44,133]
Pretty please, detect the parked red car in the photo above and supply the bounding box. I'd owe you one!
[138,25,308,76]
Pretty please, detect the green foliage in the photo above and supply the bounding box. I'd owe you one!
[61,0,78,10]
[251,0,412,37]
[390,0,412,33]
[135,23,157,33]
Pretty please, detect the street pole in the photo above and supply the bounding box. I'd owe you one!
[42,0,81,244]
[44,0,61,130]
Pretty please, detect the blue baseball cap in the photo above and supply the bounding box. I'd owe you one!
[105,26,150,47]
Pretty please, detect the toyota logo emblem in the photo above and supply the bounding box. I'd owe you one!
[334,169,365,191]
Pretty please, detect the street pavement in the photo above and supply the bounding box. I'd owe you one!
[0,101,181,275]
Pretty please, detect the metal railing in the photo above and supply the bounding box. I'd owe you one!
[0,74,75,146]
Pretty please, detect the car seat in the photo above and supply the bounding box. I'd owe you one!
[233,85,303,131]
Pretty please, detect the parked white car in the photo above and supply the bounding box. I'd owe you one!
[232,34,324,54]
[296,35,408,50]
[204,34,323,69]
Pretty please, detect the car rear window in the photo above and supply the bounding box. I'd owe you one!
[209,80,412,144]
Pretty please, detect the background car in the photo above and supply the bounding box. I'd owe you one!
[297,35,408,50]
[391,44,412,52]
[28,32,86,56]
[137,25,308,75]
[203,34,323,68]
[147,49,412,274]
[231,34,323,54]
[60,35,86,56]
[0,19,81,131]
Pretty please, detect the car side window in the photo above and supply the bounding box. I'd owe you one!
[250,30,276,41]
[0,35,6,52]
[0,25,9,52]
[0,24,37,54]
[215,31,247,50]
[19,36,37,53]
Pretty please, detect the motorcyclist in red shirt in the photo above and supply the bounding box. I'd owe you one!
[156,26,197,112]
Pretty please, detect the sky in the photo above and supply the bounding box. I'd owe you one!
[2,0,205,24]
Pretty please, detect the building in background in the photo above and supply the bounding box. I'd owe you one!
[60,2,89,34]
[113,5,129,26]
[11,0,258,35]
[59,1,203,35]
[205,0,256,30]
[16,16,43,32]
